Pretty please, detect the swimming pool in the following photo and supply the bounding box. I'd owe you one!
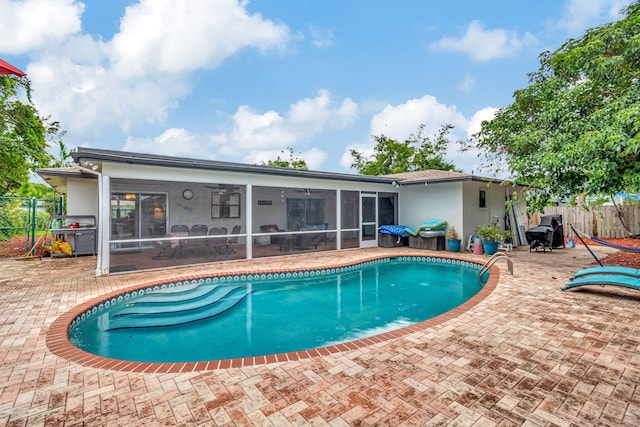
[66,256,488,364]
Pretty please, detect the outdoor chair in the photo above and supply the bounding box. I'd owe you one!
[207,227,228,256]
[259,224,286,246]
[187,224,209,257]
[162,224,189,258]
[225,225,241,254]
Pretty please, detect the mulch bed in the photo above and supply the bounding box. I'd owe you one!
[0,235,51,258]
[572,236,640,268]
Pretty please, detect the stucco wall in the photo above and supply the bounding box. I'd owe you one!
[398,182,464,233]
[461,182,527,246]
[66,178,98,221]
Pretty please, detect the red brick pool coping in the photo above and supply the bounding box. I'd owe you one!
[46,254,499,373]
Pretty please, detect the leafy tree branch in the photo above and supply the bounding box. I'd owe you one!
[351,124,460,175]
[468,2,640,214]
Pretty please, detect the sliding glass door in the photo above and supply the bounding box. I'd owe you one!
[110,192,167,244]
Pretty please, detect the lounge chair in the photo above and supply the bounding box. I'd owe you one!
[561,275,640,292]
[571,266,640,280]
[405,220,447,237]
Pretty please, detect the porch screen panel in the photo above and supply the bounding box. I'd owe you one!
[378,192,397,226]
[251,186,336,258]
[340,191,359,249]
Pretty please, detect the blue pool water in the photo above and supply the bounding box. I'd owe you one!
[69,257,484,362]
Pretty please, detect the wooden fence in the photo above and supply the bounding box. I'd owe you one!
[541,205,640,238]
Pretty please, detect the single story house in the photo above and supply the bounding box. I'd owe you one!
[37,147,527,276]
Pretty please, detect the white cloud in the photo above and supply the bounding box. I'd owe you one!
[553,0,628,34]
[430,20,536,61]
[339,95,501,174]
[458,73,476,93]
[109,0,290,78]
[218,90,356,161]
[0,0,83,53]
[288,90,358,133]
[309,24,334,48]
[227,106,296,151]
[7,0,290,143]
[467,107,498,138]
[125,90,353,169]
[368,95,468,140]
[123,128,213,158]
[27,56,191,136]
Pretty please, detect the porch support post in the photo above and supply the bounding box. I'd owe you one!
[245,184,252,260]
[98,175,110,276]
[336,189,341,250]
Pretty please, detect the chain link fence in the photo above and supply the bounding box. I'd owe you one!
[0,196,63,258]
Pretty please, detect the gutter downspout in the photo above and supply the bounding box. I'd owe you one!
[75,165,104,277]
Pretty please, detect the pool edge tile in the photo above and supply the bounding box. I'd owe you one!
[45,254,500,372]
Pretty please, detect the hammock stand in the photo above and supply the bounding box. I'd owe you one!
[569,223,640,266]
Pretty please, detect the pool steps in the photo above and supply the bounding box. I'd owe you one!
[105,287,252,330]
[114,286,241,316]
[124,282,219,305]
[141,281,202,295]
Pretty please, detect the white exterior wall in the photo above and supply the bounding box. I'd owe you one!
[66,177,98,220]
[397,181,526,248]
[398,182,464,233]
[461,182,525,246]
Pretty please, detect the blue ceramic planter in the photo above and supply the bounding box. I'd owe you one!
[447,239,461,252]
[483,241,499,255]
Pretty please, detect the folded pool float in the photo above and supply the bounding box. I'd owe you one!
[379,225,410,238]
[405,220,447,237]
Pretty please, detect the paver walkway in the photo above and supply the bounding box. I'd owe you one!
[1,245,639,426]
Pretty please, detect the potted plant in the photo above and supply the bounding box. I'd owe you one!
[476,225,511,255]
[446,226,461,252]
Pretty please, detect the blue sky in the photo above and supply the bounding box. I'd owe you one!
[0,0,632,175]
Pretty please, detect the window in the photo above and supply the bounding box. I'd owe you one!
[110,192,167,239]
[211,192,241,218]
[286,198,324,230]
[479,190,487,208]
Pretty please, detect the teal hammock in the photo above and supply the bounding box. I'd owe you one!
[569,224,640,268]
[588,235,640,253]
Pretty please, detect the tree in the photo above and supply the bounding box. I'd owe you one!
[260,147,309,170]
[51,140,72,168]
[15,181,57,200]
[350,124,460,175]
[469,2,640,213]
[0,75,54,195]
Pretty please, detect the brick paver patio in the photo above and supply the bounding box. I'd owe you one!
[1,245,639,426]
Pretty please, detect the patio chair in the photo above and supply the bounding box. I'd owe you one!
[259,224,286,246]
[187,224,209,257]
[161,224,189,258]
[224,225,241,254]
[207,227,228,256]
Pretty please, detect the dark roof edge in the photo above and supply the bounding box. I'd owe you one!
[72,147,395,184]
[35,168,97,179]
[400,175,508,185]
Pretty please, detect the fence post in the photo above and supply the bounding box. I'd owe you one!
[29,198,36,254]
